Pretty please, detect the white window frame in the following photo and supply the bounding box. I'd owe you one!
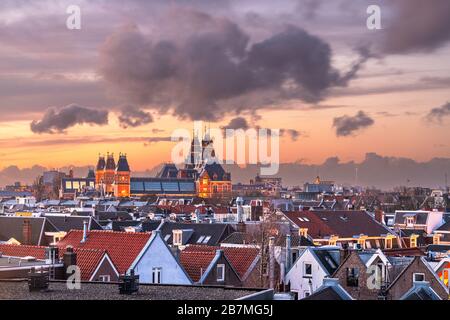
[173,230,182,246]
[217,264,225,282]
[303,262,313,277]
[413,273,425,282]
[152,267,162,284]
[98,275,111,282]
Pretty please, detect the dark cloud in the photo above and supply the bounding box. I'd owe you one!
[220,117,303,141]
[144,136,174,146]
[282,129,301,141]
[383,0,450,53]
[30,104,109,134]
[221,117,250,130]
[118,106,153,128]
[333,111,374,137]
[99,13,365,121]
[426,102,450,123]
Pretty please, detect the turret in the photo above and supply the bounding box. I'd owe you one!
[95,155,106,188]
[104,153,116,194]
[114,153,131,198]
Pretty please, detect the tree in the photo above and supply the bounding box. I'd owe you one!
[32,175,45,201]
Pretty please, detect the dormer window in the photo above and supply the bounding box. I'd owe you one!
[173,230,183,246]
[385,237,393,249]
[405,216,415,227]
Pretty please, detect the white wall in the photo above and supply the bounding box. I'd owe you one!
[285,249,328,299]
[131,233,191,285]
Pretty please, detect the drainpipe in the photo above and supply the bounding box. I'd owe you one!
[285,234,291,272]
[269,236,275,289]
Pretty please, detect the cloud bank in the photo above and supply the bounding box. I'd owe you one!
[30,104,109,134]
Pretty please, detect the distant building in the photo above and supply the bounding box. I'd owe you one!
[304,176,335,193]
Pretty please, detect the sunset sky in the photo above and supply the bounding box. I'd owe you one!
[1,0,450,173]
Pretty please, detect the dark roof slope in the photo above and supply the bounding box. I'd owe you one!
[159,222,234,246]
[45,216,102,232]
[0,217,57,245]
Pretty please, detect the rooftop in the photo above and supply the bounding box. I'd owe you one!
[0,280,265,300]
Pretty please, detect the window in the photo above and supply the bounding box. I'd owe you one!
[164,234,170,242]
[202,236,211,244]
[405,216,415,226]
[410,236,417,248]
[197,236,205,244]
[346,267,359,287]
[217,264,225,282]
[413,273,425,282]
[385,237,393,249]
[303,263,313,277]
[98,275,110,282]
[173,230,182,246]
[292,251,298,263]
[152,267,162,284]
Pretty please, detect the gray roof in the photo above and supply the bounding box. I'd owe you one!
[158,221,235,246]
[0,217,57,245]
[0,280,262,300]
[44,216,102,232]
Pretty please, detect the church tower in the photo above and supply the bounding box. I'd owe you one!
[114,153,131,198]
[104,153,116,194]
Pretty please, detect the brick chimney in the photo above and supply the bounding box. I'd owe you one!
[22,219,32,245]
[63,246,77,279]
[375,209,385,224]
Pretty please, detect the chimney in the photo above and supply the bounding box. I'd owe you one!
[22,219,32,245]
[340,243,350,263]
[195,208,200,223]
[375,209,385,224]
[236,197,244,223]
[285,234,292,272]
[63,246,77,279]
[81,220,88,243]
[269,236,275,289]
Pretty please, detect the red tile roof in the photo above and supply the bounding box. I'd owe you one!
[59,246,109,281]
[181,245,259,279]
[0,243,46,259]
[179,249,216,282]
[57,230,151,274]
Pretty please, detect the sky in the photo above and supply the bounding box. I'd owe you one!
[0,0,450,175]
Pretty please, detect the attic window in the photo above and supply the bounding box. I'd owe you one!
[203,236,211,244]
[405,216,415,226]
[340,216,348,222]
[298,217,304,222]
[197,236,205,243]
[217,264,225,282]
[164,235,170,242]
[413,273,425,282]
[303,217,310,222]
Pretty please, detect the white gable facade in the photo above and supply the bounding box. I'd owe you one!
[128,230,192,285]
